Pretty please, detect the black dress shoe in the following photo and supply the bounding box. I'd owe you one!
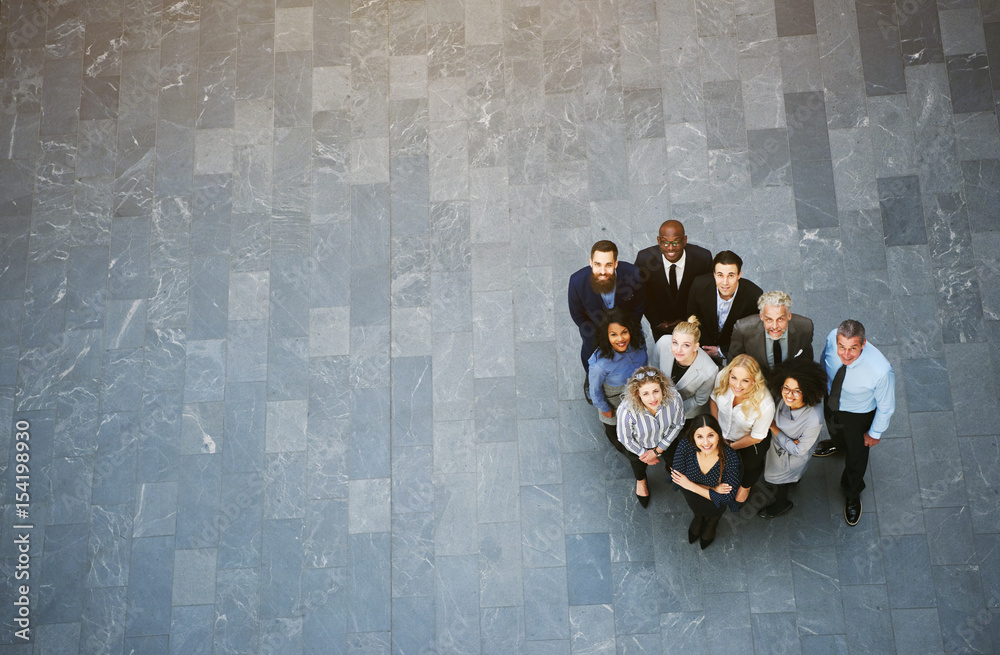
[757,501,793,519]
[636,492,650,508]
[845,498,862,526]
[688,515,704,543]
[813,440,839,457]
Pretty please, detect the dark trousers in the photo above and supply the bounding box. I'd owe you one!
[682,489,727,518]
[824,406,877,500]
[605,424,681,481]
[767,483,791,512]
[735,435,771,488]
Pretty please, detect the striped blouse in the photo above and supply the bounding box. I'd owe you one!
[615,391,685,456]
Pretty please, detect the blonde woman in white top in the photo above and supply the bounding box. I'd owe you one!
[710,354,776,503]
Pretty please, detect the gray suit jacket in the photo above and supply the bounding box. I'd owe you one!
[728,313,814,372]
[656,338,720,418]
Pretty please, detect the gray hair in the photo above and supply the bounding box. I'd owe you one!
[757,290,792,312]
[837,319,866,343]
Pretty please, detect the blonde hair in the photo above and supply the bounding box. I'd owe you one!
[623,366,678,413]
[672,315,701,342]
[714,354,768,421]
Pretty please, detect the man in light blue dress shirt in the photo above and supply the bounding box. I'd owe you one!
[814,319,895,526]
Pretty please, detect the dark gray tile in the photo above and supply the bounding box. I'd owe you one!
[897,0,944,66]
[962,159,1000,232]
[775,0,817,36]
[947,53,993,114]
[859,27,907,96]
[878,176,928,246]
[987,23,1000,89]
[791,159,839,228]
[785,91,832,161]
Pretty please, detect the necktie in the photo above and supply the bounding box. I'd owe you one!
[772,339,782,366]
[827,365,846,411]
[668,264,677,295]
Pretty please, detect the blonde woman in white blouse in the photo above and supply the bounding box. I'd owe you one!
[710,354,776,503]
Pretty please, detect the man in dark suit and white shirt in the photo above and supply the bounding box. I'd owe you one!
[728,290,814,375]
[633,220,713,342]
[568,240,646,398]
[686,251,763,363]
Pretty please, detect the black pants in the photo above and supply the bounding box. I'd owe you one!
[682,489,727,518]
[605,425,682,480]
[735,435,771,488]
[825,407,877,500]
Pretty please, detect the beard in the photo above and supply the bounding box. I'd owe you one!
[590,272,616,294]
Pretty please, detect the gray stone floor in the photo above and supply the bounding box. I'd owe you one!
[0,0,999,651]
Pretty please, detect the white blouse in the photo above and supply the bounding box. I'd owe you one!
[711,374,776,444]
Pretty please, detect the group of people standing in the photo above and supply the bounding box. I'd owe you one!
[568,221,896,549]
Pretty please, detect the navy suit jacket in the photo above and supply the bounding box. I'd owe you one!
[634,243,713,341]
[568,261,646,365]
[686,274,763,358]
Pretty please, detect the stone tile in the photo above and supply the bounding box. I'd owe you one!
[478,522,524,607]
[947,53,994,113]
[566,533,613,605]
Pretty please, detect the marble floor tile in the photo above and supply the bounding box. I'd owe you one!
[1,0,998,650]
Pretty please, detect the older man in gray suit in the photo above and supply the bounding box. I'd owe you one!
[728,290,814,374]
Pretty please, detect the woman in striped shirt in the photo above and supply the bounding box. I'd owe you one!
[615,366,685,508]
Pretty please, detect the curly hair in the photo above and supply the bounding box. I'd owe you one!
[594,308,646,360]
[682,414,732,485]
[623,365,678,411]
[713,354,769,421]
[768,355,827,407]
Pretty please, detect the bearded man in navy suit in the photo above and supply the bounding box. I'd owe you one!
[568,240,646,401]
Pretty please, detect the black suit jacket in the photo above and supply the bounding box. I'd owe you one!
[686,275,763,358]
[634,243,713,342]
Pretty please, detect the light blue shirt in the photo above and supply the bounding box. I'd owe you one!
[821,329,895,440]
[601,289,615,309]
[587,345,649,413]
